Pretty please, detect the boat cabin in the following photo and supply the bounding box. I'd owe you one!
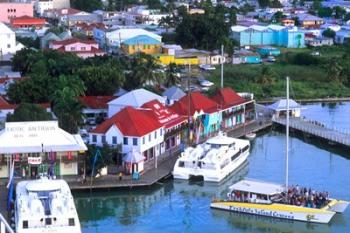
[227,179,285,204]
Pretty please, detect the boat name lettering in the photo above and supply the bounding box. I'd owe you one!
[229,206,294,220]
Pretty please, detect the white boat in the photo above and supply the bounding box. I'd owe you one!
[15,177,81,233]
[173,132,250,182]
[211,77,349,223]
[244,132,256,140]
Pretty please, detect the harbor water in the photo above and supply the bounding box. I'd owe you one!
[75,102,350,233]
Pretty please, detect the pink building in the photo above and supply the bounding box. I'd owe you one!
[49,38,106,59]
[0,3,34,23]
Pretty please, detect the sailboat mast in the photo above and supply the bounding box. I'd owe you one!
[221,45,224,88]
[285,76,290,191]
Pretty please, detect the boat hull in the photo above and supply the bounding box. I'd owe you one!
[326,199,350,213]
[210,201,336,224]
[173,150,249,182]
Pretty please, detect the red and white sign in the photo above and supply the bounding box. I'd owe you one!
[28,157,42,165]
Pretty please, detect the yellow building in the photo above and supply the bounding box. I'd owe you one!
[121,35,162,55]
[155,54,198,65]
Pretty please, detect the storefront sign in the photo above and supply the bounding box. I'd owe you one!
[5,122,57,138]
[28,157,42,165]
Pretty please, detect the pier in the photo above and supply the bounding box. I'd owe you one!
[273,117,350,147]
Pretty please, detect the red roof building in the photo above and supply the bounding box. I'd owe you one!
[49,38,105,59]
[91,106,162,136]
[79,96,116,109]
[212,88,248,110]
[141,99,187,130]
[170,92,219,116]
[10,15,46,29]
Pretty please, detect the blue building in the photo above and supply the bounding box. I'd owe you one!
[256,46,281,56]
[231,24,305,48]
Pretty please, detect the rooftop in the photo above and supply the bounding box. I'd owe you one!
[229,179,285,195]
[91,106,162,136]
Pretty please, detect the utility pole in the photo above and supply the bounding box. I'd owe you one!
[221,45,224,88]
[187,63,191,146]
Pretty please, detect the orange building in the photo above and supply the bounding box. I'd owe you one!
[10,15,46,29]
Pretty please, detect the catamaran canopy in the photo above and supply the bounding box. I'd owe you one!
[229,179,285,196]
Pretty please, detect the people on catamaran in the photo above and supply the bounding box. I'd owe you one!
[228,184,330,208]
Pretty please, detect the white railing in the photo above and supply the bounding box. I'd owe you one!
[273,117,350,146]
[0,213,14,233]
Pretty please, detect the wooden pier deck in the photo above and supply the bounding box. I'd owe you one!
[273,117,350,147]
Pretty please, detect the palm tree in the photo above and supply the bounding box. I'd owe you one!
[165,63,181,87]
[50,75,86,133]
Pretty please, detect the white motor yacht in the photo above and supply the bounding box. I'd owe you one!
[15,177,81,233]
[173,132,250,182]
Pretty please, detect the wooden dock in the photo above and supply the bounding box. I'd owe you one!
[273,117,350,147]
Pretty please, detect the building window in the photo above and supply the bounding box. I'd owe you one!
[142,137,145,144]
[92,135,97,143]
[133,138,137,146]
[123,137,128,145]
[7,44,11,49]
[160,128,163,136]
[149,134,151,141]
[154,131,157,139]
[71,47,76,51]
[148,45,150,49]
[112,136,117,144]
[101,135,106,143]
[143,45,146,49]
[81,47,86,51]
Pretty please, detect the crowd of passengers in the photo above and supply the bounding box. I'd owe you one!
[279,185,330,208]
[228,185,330,208]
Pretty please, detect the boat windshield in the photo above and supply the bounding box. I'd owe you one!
[206,143,232,149]
[30,190,60,215]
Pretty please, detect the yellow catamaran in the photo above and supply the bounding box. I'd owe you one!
[211,77,349,224]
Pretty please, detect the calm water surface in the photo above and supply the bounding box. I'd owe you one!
[75,102,350,233]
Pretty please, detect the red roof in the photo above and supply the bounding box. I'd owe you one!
[76,22,106,31]
[79,96,116,109]
[212,88,248,110]
[91,106,162,136]
[11,16,46,26]
[51,38,98,46]
[141,99,187,129]
[0,98,50,110]
[170,92,218,116]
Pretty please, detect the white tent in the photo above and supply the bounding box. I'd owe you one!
[268,99,303,118]
[0,121,87,154]
[123,150,145,175]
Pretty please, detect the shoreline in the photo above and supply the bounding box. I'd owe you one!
[257,97,350,104]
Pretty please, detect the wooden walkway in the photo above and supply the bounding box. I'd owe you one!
[67,155,178,191]
[273,117,350,147]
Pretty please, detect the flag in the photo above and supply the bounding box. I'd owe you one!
[7,160,15,211]
[67,151,72,160]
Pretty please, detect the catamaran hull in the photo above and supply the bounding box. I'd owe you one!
[210,201,336,224]
[326,199,350,213]
[173,150,249,182]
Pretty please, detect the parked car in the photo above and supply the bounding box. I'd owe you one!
[267,56,276,62]
[200,80,214,87]
[199,64,216,71]
[311,51,320,56]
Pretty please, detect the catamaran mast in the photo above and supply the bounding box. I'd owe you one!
[285,76,290,191]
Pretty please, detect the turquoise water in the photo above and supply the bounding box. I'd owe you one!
[75,102,350,233]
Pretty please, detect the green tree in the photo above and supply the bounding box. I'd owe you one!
[258,64,275,86]
[322,28,336,38]
[165,63,181,87]
[318,7,333,18]
[71,0,102,12]
[6,103,52,122]
[272,11,285,23]
[50,75,86,133]
[145,0,162,9]
[77,65,125,95]
[16,37,40,49]
[313,0,321,11]
[334,6,346,19]
[258,0,269,8]
[11,48,42,74]
[86,144,119,176]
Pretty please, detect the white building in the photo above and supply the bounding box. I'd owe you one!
[107,88,166,117]
[0,22,24,59]
[34,0,54,16]
[90,106,165,162]
[0,121,87,178]
[93,27,162,49]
